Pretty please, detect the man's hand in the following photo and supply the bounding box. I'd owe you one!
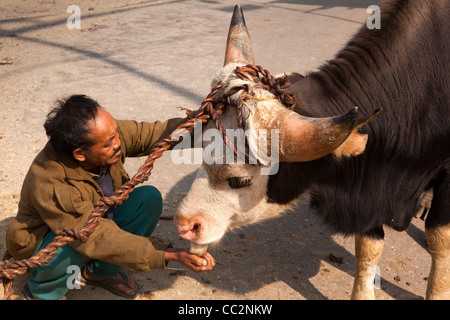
[164,248,216,272]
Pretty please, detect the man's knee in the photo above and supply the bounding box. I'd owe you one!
[137,185,162,213]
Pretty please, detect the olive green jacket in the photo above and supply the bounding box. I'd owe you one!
[5,118,184,271]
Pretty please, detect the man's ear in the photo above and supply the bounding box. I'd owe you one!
[73,148,86,162]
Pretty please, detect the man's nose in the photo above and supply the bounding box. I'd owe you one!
[113,135,121,149]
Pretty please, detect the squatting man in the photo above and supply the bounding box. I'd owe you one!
[3,95,215,300]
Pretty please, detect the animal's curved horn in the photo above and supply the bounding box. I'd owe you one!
[224,5,255,66]
[279,107,360,162]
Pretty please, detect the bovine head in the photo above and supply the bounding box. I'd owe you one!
[173,5,376,255]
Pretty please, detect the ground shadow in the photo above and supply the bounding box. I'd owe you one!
[215,0,378,25]
[270,0,378,9]
[405,222,428,251]
[0,217,13,259]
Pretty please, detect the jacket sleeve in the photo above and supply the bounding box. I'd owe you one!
[25,165,168,271]
[117,117,187,158]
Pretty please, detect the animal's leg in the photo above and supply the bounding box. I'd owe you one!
[351,227,384,300]
[415,188,433,220]
[425,225,450,299]
[425,173,450,299]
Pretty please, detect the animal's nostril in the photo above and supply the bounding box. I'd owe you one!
[176,221,202,240]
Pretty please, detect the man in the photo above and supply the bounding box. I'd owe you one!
[5,95,215,300]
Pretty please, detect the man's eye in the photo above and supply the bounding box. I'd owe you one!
[227,177,253,189]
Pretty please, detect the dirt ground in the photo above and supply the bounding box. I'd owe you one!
[0,0,431,300]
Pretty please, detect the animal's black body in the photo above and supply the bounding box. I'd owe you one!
[267,0,450,238]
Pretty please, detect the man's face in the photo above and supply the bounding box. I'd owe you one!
[75,107,121,171]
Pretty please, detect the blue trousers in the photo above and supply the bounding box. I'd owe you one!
[28,186,162,300]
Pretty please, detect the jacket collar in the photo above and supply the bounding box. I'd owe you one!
[43,141,125,189]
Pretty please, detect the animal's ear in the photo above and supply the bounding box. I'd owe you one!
[332,130,368,158]
[275,72,304,84]
[332,108,382,159]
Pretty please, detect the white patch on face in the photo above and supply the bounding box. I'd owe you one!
[176,163,288,247]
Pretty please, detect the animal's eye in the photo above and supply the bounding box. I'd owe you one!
[227,177,253,189]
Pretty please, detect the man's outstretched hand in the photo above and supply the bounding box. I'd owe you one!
[164,248,216,272]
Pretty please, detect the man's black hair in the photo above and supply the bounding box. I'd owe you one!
[44,94,101,156]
